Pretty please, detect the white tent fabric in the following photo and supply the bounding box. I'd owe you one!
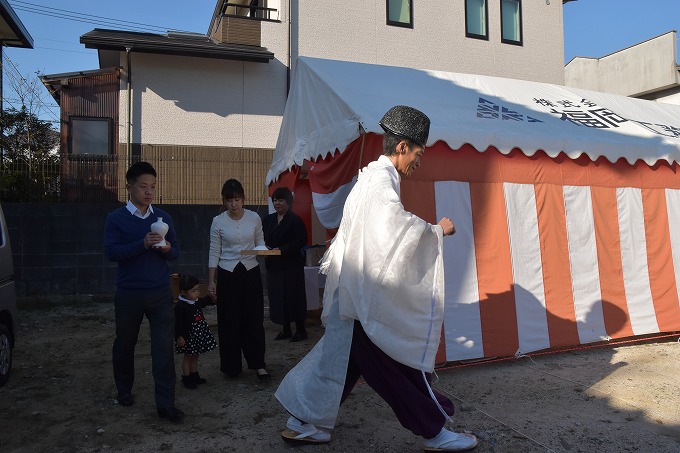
[267,57,680,184]
[267,57,680,362]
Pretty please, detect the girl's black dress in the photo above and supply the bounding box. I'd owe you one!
[174,295,217,355]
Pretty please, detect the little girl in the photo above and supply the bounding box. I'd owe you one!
[174,274,217,389]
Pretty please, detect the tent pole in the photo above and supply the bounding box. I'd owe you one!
[357,124,366,176]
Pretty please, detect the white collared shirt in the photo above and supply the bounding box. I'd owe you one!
[126,200,155,219]
[178,295,196,305]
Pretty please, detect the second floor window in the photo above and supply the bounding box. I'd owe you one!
[386,0,413,28]
[465,0,488,40]
[501,0,522,45]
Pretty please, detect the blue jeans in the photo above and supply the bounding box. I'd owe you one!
[112,286,176,409]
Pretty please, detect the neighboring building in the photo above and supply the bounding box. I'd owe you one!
[0,0,33,47]
[565,31,680,105]
[40,0,570,204]
[0,0,33,113]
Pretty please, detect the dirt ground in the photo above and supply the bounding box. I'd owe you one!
[1,299,679,453]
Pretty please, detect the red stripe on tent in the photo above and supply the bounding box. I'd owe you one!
[269,169,314,246]
[269,167,299,195]
[402,179,446,364]
[642,188,680,331]
[470,182,518,357]
[591,186,634,338]
[402,180,437,224]
[534,184,580,348]
[307,134,383,195]
[422,144,680,189]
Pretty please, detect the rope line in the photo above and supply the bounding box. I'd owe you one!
[441,386,557,453]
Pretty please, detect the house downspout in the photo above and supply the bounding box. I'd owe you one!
[126,47,132,166]
[287,0,291,94]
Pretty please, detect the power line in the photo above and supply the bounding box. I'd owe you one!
[31,46,94,55]
[2,53,61,122]
[11,1,194,33]
[4,97,59,109]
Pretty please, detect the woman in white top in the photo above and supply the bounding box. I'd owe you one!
[208,179,269,379]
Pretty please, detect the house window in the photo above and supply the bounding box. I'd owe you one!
[386,0,413,28]
[465,0,488,40]
[69,117,112,156]
[501,0,522,45]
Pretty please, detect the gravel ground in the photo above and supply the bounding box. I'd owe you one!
[0,300,679,452]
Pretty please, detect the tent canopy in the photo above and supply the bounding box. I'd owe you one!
[267,57,680,184]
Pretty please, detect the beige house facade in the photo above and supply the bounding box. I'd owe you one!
[565,31,680,105]
[114,0,568,153]
[43,0,571,204]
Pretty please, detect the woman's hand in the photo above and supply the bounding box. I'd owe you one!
[177,336,186,347]
[208,280,217,299]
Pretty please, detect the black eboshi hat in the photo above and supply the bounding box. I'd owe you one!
[378,105,431,148]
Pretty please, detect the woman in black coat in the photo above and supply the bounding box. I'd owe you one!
[263,187,308,342]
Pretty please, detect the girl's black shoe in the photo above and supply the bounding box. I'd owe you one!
[191,371,207,385]
[182,375,197,389]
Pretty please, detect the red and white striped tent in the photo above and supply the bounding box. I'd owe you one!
[266,57,680,362]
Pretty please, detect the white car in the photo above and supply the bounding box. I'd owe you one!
[0,205,16,387]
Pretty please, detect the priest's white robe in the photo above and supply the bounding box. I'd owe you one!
[275,155,445,429]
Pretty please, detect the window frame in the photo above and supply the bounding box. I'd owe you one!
[500,0,523,46]
[465,0,489,41]
[68,116,114,157]
[386,0,413,29]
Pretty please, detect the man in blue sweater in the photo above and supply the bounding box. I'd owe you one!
[104,161,183,423]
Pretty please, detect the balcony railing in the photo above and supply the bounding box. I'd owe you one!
[220,1,279,22]
[210,2,279,47]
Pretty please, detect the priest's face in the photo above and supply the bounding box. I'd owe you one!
[394,141,424,177]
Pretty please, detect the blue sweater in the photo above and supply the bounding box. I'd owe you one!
[104,206,179,291]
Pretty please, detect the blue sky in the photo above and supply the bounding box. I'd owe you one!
[2,0,679,124]
[563,0,679,63]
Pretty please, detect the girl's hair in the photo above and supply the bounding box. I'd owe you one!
[221,179,245,200]
[271,186,294,206]
[178,273,200,291]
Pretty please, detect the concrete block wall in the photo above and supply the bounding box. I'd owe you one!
[3,203,267,298]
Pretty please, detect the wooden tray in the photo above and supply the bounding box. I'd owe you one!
[240,249,281,256]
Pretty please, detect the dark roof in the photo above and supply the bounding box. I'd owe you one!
[40,67,121,104]
[80,28,274,63]
[0,0,33,48]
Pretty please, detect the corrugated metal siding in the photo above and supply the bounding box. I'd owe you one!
[59,71,121,202]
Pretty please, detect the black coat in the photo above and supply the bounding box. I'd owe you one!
[262,210,307,271]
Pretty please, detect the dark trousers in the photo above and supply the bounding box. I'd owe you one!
[112,286,176,409]
[341,321,455,438]
[267,267,307,327]
[216,263,266,376]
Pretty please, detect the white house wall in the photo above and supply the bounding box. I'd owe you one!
[294,0,565,85]
[114,0,567,150]
[118,50,288,149]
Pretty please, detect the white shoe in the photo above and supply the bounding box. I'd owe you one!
[281,416,331,444]
[422,428,478,452]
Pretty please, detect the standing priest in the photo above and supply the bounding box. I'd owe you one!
[275,105,478,452]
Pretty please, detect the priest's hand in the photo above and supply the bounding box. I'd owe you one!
[438,217,456,236]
